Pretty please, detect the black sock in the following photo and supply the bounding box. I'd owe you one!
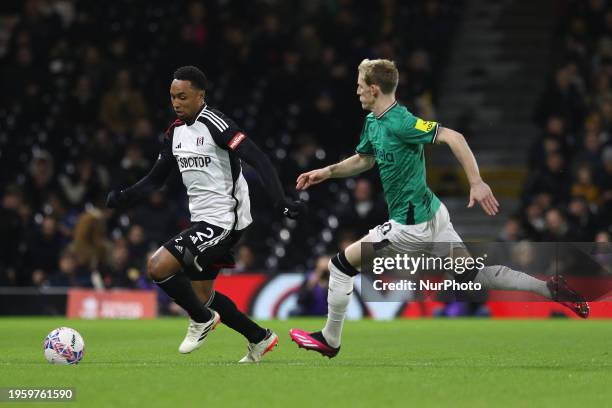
[208,291,266,343]
[311,331,334,348]
[156,274,212,323]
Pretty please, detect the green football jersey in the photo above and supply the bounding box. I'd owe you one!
[355,101,441,225]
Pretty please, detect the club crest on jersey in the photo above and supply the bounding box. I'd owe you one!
[196,137,204,146]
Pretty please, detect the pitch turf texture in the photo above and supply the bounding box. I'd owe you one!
[1,318,610,407]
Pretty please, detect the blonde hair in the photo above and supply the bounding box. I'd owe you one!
[358,59,399,95]
[71,209,109,268]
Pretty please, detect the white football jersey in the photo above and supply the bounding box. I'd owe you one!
[167,106,252,230]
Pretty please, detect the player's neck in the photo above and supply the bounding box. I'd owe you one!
[185,103,207,125]
[371,96,397,118]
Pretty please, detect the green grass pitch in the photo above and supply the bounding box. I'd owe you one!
[1,317,611,407]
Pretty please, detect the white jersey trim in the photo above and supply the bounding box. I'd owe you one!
[200,109,229,132]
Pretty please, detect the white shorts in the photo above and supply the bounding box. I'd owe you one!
[364,203,464,256]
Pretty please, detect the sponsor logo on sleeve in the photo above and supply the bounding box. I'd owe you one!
[228,132,246,150]
[415,118,436,133]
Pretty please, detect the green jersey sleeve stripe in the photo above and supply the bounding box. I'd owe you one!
[431,123,441,144]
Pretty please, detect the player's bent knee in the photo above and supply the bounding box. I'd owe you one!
[147,255,162,281]
[147,250,176,281]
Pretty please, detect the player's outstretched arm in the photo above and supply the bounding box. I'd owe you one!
[233,138,306,219]
[106,146,174,209]
[435,126,499,216]
[296,154,375,190]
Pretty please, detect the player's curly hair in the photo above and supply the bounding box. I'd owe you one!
[174,65,209,91]
[358,59,398,95]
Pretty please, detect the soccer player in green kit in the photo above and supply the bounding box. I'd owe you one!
[289,59,589,358]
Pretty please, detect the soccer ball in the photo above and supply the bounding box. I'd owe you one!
[43,327,85,365]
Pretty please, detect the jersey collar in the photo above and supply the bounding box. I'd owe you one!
[375,101,398,119]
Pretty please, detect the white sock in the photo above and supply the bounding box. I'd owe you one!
[474,265,551,298]
[322,260,355,348]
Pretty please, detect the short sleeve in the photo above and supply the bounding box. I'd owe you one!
[355,119,374,155]
[197,109,248,151]
[396,111,440,145]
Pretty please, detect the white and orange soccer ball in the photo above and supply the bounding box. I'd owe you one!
[43,327,85,365]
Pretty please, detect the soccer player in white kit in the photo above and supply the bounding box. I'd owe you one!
[107,66,305,362]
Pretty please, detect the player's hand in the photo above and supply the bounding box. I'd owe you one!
[105,190,126,209]
[468,180,499,216]
[279,198,307,219]
[296,167,331,190]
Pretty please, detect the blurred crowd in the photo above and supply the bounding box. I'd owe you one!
[505,0,612,244]
[0,0,462,288]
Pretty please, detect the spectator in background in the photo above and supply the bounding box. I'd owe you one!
[595,146,612,202]
[0,186,25,285]
[595,146,612,229]
[79,46,108,94]
[534,63,586,132]
[58,157,105,210]
[22,215,63,285]
[401,49,436,118]
[599,96,612,134]
[337,178,386,237]
[567,197,597,241]
[290,255,330,317]
[498,216,525,242]
[571,164,600,206]
[286,135,326,176]
[184,2,209,50]
[101,239,139,288]
[70,209,110,276]
[126,224,149,263]
[44,192,77,242]
[542,208,578,242]
[595,230,611,243]
[233,245,258,273]
[47,248,87,287]
[131,118,159,161]
[592,69,612,109]
[99,69,147,135]
[132,191,180,247]
[70,75,99,125]
[583,112,608,145]
[22,150,57,212]
[1,45,39,104]
[508,241,548,275]
[522,200,547,240]
[528,115,571,170]
[575,130,605,167]
[114,144,150,189]
[523,152,570,206]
